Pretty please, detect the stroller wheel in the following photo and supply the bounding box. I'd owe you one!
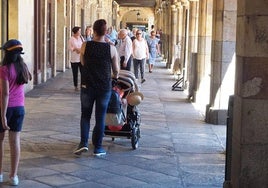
[131,126,140,149]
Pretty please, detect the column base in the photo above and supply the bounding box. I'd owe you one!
[223,181,232,188]
[205,105,227,125]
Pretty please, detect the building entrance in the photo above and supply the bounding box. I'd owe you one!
[126,22,148,32]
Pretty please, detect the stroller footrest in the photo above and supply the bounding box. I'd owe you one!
[104,130,131,137]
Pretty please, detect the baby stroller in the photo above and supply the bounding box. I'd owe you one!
[104,70,143,149]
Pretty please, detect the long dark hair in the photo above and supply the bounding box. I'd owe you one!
[2,50,32,84]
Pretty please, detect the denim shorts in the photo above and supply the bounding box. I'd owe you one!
[0,106,25,132]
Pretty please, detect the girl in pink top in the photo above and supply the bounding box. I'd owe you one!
[0,39,31,186]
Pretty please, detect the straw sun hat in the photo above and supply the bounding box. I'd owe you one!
[127,91,144,106]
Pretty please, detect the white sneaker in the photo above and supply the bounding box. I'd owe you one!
[0,174,3,182]
[9,175,19,186]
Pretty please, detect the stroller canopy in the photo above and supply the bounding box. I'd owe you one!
[117,70,139,92]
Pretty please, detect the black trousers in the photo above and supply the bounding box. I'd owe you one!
[71,62,82,87]
[120,56,132,71]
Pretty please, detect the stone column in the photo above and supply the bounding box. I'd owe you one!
[155,2,165,57]
[41,0,48,82]
[167,3,178,69]
[66,0,72,69]
[97,1,102,20]
[0,2,3,47]
[56,0,66,72]
[187,0,199,100]
[177,2,184,74]
[225,0,268,187]
[163,2,172,69]
[51,0,57,77]
[179,1,190,85]
[154,5,162,33]
[205,0,237,124]
[162,1,171,67]
[194,0,213,112]
[8,0,19,38]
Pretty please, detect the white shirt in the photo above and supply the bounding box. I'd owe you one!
[118,35,132,63]
[132,38,148,60]
[68,36,83,62]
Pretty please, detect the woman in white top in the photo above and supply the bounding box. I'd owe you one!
[132,30,149,83]
[68,26,84,91]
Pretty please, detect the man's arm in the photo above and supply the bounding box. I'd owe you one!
[0,79,10,130]
[124,37,132,63]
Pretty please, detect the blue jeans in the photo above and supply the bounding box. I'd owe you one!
[133,58,146,79]
[80,87,111,149]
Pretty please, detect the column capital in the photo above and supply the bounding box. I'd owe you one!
[182,0,189,8]
[175,2,183,9]
[171,4,177,11]
[178,0,192,5]
[174,0,189,8]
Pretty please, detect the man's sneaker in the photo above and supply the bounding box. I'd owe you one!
[73,144,88,155]
[141,79,146,83]
[9,175,19,186]
[93,148,106,156]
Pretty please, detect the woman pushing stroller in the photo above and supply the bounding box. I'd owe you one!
[73,19,119,156]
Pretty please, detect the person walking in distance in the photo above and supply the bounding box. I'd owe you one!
[146,30,160,73]
[74,19,119,156]
[83,25,93,41]
[117,29,132,71]
[68,26,84,91]
[0,39,32,186]
[132,29,149,83]
[130,28,138,41]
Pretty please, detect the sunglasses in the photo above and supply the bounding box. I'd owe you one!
[136,33,142,35]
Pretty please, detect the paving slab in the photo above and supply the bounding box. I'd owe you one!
[0,61,226,188]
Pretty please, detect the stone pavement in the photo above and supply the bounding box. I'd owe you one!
[0,61,226,188]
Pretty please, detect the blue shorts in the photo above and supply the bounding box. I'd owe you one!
[0,106,25,132]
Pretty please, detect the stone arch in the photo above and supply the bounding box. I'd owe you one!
[117,8,154,31]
